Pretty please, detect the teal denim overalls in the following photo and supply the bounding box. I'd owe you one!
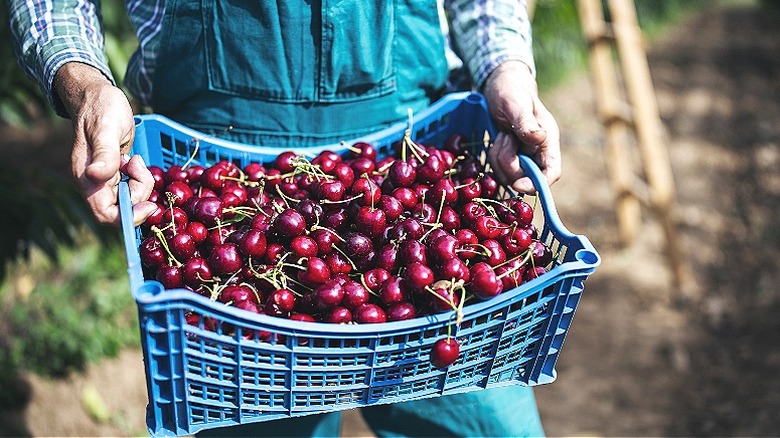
[152,0,545,435]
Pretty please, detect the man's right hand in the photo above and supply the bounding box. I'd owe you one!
[54,62,156,227]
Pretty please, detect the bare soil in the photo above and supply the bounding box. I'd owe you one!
[2,2,779,436]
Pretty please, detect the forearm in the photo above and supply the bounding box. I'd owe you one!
[443,0,536,90]
[8,0,115,117]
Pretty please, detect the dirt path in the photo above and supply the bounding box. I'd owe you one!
[2,2,779,437]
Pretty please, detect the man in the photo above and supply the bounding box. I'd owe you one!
[9,0,559,435]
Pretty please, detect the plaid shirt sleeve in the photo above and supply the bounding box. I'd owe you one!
[8,0,115,117]
[443,0,535,90]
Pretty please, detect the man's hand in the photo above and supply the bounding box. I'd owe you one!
[482,61,561,193]
[54,62,156,226]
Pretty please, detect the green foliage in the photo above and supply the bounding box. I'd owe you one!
[532,0,588,91]
[531,0,711,91]
[0,163,119,281]
[0,239,139,379]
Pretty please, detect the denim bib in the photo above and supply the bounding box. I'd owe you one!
[151,0,448,147]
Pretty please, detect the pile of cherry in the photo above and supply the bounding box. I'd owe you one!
[139,134,553,368]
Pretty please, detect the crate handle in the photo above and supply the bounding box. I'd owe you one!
[518,154,575,241]
[118,179,146,295]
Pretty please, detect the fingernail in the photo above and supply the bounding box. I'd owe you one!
[90,161,106,169]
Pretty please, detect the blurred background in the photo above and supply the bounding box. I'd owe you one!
[1,0,778,436]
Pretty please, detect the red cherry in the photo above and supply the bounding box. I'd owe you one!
[182,257,213,287]
[265,288,296,315]
[386,302,417,321]
[165,181,193,206]
[481,239,507,266]
[350,141,377,161]
[458,178,482,203]
[161,206,188,231]
[350,157,376,177]
[156,263,183,289]
[472,215,503,240]
[430,337,460,368]
[351,177,381,207]
[219,284,253,304]
[297,257,331,286]
[165,165,189,184]
[239,229,268,259]
[437,257,470,283]
[378,195,404,222]
[193,196,223,227]
[355,206,387,238]
[140,236,165,269]
[200,165,228,191]
[275,151,298,173]
[416,155,444,184]
[310,228,337,256]
[326,306,353,324]
[341,280,370,310]
[502,227,532,256]
[312,150,340,173]
[354,303,386,324]
[374,244,399,272]
[332,163,355,188]
[429,287,460,313]
[379,276,408,306]
[314,179,346,202]
[143,203,164,228]
[170,232,196,260]
[186,221,209,244]
[392,187,418,210]
[149,166,166,191]
[468,268,503,300]
[324,251,353,276]
[314,280,345,309]
[362,268,390,291]
[399,239,427,265]
[439,206,461,232]
[428,179,458,206]
[388,160,417,187]
[404,261,434,291]
[272,208,306,238]
[530,240,553,266]
[209,243,243,275]
[480,173,499,198]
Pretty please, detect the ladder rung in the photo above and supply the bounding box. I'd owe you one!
[620,178,651,208]
[600,101,634,127]
[584,21,616,45]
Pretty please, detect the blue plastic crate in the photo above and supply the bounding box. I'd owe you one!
[119,92,600,437]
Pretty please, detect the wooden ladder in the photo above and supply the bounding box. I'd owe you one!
[529,0,696,297]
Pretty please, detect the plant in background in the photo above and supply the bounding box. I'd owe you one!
[0,237,139,378]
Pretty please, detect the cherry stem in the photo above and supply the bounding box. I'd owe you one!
[222,175,260,187]
[333,245,358,270]
[151,225,182,268]
[359,275,380,297]
[165,192,179,236]
[342,141,361,155]
[456,243,492,258]
[495,250,533,277]
[320,193,363,205]
[274,184,298,206]
[419,222,443,242]
[310,224,346,243]
[181,138,201,170]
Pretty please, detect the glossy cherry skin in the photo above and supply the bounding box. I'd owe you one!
[430,337,460,368]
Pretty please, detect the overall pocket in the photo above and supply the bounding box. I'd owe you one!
[202,0,396,103]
